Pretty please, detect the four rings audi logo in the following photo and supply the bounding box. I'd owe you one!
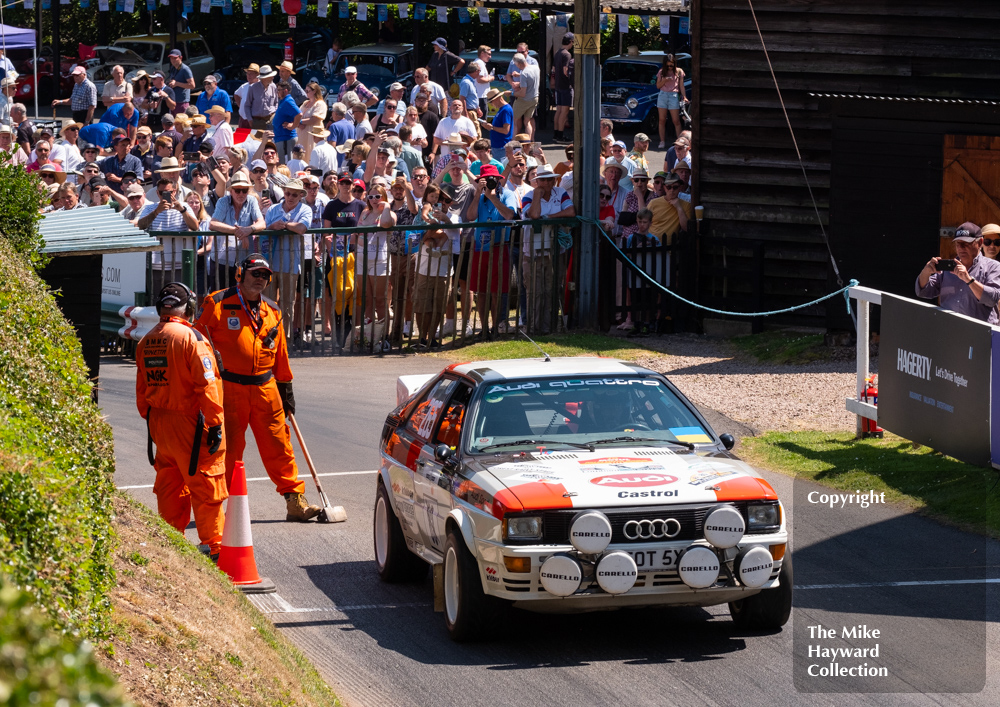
[623,518,682,540]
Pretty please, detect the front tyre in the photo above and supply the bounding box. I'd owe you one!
[729,553,792,630]
[373,481,428,582]
[443,529,499,642]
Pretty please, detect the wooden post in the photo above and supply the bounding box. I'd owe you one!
[51,0,60,103]
[574,0,599,329]
[536,8,548,131]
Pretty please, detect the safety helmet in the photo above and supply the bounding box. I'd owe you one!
[155,282,197,319]
[236,253,273,282]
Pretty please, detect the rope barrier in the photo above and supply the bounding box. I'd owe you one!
[589,219,858,317]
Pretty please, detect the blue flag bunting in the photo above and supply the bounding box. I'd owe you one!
[499,8,509,24]
[115,0,124,10]
[600,13,608,30]
[299,0,308,14]
[414,3,425,20]
[555,12,568,27]
[377,4,387,21]
[41,0,51,8]
[183,0,193,12]
[146,0,155,9]
[80,0,90,7]
[458,6,469,23]
[223,0,232,14]
[338,1,347,18]
[680,18,690,34]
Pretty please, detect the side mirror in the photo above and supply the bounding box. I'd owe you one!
[719,434,736,451]
[435,443,459,472]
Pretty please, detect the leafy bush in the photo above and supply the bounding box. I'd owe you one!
[0,582,127,706]
[0,156,46,266]
[0,237,117,638]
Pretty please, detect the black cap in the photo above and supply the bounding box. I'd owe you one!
[954,222,982,242]
[156,282,194,310]
[89,177,107,188]
[240,253,273,274]
[199,138,215,153]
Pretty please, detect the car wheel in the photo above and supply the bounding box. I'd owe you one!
[443,528,500,642]
[373,481,428,583]
[729,553,792,630]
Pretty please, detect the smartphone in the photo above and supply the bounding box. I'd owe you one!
[160,191,173,203]
[183,151,201,162]
[206,155,219,170]
[936,259,957,272]
[261,188,273,202]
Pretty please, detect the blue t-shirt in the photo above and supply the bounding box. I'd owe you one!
[79,122,116,148]
[100,103,140,132]
[272,95,301,143]
[489,103,514,151]
[470,158,504,177]
[195,88,233,118]
[473,189,520,252]
[459,77,478,112]
[168,62,194,104]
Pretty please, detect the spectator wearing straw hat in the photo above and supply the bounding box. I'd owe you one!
[234,63,260,129]
[204,105,233,157]
[0,76,16,125]
[209,171,265,286]
[600,157,631,235]
[276,61,307,105]
[647,173,692,244]
[0,125,27,166]
[480,88,513,162]
[196,74,232,123]
[146,156,191,203]
[245,64,279,129]
[431,99,477,162]
[307,125,338,174]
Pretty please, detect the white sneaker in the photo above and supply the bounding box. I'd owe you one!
[403,321,412,336]
[658,141,666,149]
[464,324,476,337]
[440,319,456,337]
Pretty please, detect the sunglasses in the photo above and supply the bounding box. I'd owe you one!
[982,238,1000,246]
[413,174,429,179]
[368,194,383,200]
[40,173,55,179]
[352,187,364,193]
[665,185,682,190]
[231,187,249,194]
[249,270,271,280]
[599,193,610,199]
[633,177,648,182]
[653,179,665,184]
[128,195,143,200]
[263,150,277,156]
[252,168,266,174]
[306,184,319,189]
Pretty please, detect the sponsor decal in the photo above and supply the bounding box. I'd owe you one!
[204,371,216,381]
[487,382,540,394]
[590,473,678,488]
[511,472,564,482]
[201,355,213,371]
[227,316,241,330]
[484,565,501,583]
[688,469,739,486]
[669,426,713,444]
[580,457,653,465]
[145,369,167,383]
[897,348,931,380]
[548,378,659,388]
[476,436,494,446]
[143,356,167,368]
[617,489,678,498]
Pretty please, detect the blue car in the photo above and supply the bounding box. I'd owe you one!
[300,43,416,112]
[600,52,692,130]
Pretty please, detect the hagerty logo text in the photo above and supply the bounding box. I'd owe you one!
[897,348,931,381]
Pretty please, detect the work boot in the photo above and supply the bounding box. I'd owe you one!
[285,492,322,522]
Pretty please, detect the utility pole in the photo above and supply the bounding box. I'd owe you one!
[573,0,600,329]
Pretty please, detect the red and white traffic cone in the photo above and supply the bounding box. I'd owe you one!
[217,461,276,594]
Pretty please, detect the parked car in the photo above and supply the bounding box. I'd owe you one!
[300,43,416,111]
[217,26,332,96]
[375,357,791,642]
[457,48,539,117]
[85,33,215,94]
[600,51,692,131]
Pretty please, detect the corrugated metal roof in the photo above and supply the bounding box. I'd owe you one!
[40,205,163,257]
[808,93,1000,106]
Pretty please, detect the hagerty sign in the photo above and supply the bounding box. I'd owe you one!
[878,294,992,466]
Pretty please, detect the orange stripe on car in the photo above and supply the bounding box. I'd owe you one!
[712,475,778,502]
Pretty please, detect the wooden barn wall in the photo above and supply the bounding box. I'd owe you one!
[40,255,103,398]
[693,0,1000,327]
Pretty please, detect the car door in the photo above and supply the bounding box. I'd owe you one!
[185,39,214,83]
[413,379,473,552]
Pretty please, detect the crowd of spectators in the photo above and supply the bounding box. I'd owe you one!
[2,38,698,344]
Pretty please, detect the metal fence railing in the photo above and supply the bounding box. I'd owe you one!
[145,218,580,355]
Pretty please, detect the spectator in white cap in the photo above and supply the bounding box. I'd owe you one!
[376,81,407,118]
[338,66,377,108]
[427,37,464,92]
[121,183,147,222]
[53,65,97,125]
[244,64,278,129]
[0,75,16,124]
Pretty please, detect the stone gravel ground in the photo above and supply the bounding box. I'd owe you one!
[618,332,878,433]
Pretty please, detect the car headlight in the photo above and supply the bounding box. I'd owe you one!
[746,502,780,530]
[626,97,639,110]
[20,84,30,95]
[370,86,380,98]
[503,515,542,542]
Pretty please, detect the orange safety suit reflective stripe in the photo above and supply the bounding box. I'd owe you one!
[136,316,228,553]
[195,286,303,496]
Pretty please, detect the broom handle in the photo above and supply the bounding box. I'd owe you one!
[288,414,327,498]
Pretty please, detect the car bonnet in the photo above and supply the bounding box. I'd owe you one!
[471,449,778,512]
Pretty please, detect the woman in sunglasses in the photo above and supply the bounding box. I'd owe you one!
[655,54,687,149]
[355,183,396,343]
[983,224,1000,261]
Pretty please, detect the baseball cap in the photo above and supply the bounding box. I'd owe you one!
[337,173,353,183]
[161,113,175,124]
[88,177,107,188]
[240,253,273,275]
[125,184,145,197]
[157,283,193,310]
[150,71,164,79]
[249,159,267,171]
[352,179,366,190]
[71,66,86,76]
[389,82,404,92]
[198,138,216,153]
[612,140,627,150]
[634,132,650,143]
[168,49,183,58]
[953,222,982,242]
[344,66,358,74]
[111,135,129,146]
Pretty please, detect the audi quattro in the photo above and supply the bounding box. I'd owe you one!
[374,357,791,642]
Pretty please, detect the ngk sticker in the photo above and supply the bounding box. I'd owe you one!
[590,473,679,487]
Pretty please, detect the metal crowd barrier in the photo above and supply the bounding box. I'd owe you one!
[147,218,579,355]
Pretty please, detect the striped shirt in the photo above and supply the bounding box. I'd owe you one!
[71,79,98,111]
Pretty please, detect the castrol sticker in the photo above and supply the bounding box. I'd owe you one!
[590,473,679,488]
[580,457,653,465]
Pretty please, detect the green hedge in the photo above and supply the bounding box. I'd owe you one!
[0,582,126,706]
[0,237,117,639]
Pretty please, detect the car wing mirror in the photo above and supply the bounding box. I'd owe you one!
[719,433,735,451]
[435,443,460,472]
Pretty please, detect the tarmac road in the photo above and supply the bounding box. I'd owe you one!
[101,353,1000,707]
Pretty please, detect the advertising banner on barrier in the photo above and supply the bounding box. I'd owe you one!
[991,331,1000,469]
[878,293,992,466]
[102,253,147,308]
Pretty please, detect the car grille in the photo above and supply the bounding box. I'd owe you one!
[600,105,631,121]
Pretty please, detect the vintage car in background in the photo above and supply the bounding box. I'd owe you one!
[374,357,791,641]
[86,33,215,93]
[457,48,539,117]
[600,51,692,131]
[217,27,332,96]
[300,43,416,111]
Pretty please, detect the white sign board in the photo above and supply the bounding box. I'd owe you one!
[102,253,147,308]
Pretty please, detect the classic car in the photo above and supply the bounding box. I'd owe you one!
[86,33,216,93]
[375,357,791,641]
[217,27,332,96]
[601,51,692,129]
[300,43,416,111]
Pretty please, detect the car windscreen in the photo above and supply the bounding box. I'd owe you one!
[467,376,712,453]
[113,42,163,63]
[335,53,396,76]
[602,61,657,85]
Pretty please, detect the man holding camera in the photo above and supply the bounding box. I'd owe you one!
[916,221,1000,324]
[136,179,200,291]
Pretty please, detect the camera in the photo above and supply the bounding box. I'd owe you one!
[485,176,498,191]
[148,89,160,100]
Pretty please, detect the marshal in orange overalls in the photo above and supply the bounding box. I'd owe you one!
[195,286,304,497]
[136,316,228,553]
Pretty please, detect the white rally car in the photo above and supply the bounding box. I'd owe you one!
[374,357,791,641]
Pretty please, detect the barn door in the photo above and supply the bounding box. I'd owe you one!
[940,135,1000,258]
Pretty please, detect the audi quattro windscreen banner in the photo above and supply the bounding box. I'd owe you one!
[878,294,992,466]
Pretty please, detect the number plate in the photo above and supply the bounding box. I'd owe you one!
[630,547,682,573]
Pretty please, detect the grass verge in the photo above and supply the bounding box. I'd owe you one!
[730,330,829,364]
[99,493,340,707]
[740,431,1000,538]
[433,332,658,362]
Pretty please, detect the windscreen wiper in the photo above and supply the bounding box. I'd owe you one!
[479,439,596,452]
[590,435,695,450]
